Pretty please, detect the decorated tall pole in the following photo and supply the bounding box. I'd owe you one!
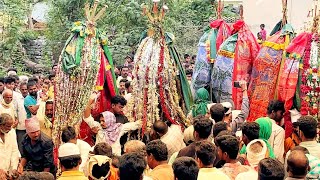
[126,0,190,137]
[52,0,115,165]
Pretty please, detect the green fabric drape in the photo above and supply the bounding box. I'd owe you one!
[192,88,209,117]
[166,33,193,111]
[255,117,276,158]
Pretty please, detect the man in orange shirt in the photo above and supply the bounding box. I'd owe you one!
[146,140,174,180]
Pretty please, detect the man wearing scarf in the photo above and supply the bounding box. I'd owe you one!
[36,101,54,138]
[0,89,17,126]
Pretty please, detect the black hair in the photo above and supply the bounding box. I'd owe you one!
[212,121,228,137]
[195,141,216,166]
[260,24,265,28]
[48,74,55,80]
[125,81,131,89]
[192,55,196,60]
[46,101,54,106]
[27,80,37,89]
[28,76,39,83]
[267,100,285,115]
[146,140,168,161]
[7,68,17,73]
[121,66,129,70]
[61,126,76,143]
[215,135,239,160]
[119,78,128,84]
[185,69,193,76]
[216,130,234,137]
[297,116,318,139]
[119,152,147,180]
[210,104,225,122]
[287,150,309,177]
[10,75,19,81]
[0,77,4,84]
[242,122,260,141]
[93,142,113,157]
[258,158,285,180]
[111,95,127,106]
[92,162,111,179]
[59,155,81,170]
[4,76,15,84]
[193,116,213,139]
[52,64,58,69]
[184,54,190,59]
[172,157,199,180]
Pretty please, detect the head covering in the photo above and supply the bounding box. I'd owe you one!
[183,125,195,144]
[289,109,301,123]
[192,88,209,117]
[7,71,17,76]
[59,143,80,158]
[25,116,40,133]
[101,111,122,145]
[255,117,275,158]
[232,110,241,122]
[221,102,233,115]
[246,139,267,167]
[87,155,111,180]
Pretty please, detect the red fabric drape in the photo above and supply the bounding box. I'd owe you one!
[79,51,116,146]
[232,20,260,109]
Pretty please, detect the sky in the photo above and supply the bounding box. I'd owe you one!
[243,0,314,35]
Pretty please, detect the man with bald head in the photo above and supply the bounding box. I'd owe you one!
[286,150,310,180]
[0,89,17,127]
[151,121,185,158]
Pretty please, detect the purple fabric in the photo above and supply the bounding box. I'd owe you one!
[101,111,122,144]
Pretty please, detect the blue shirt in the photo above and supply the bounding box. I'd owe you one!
[24,95,37,119]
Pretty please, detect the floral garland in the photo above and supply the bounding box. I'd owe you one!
[158,38,177,125]
[300,34,320,117]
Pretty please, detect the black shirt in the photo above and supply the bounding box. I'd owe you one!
[21,132,55,173]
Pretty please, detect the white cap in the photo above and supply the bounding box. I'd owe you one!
[289,109,301,123]
[232,110,242,121]
[221,102,232,114]
[59,143,80,158]
[246,139,267,167]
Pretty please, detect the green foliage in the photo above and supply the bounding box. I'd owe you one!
[0,0,29,74]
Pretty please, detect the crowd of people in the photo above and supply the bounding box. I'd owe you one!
[0,54,319,180]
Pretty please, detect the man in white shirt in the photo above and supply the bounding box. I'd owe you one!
[152,121,186,159]
[61,126,91,173]
[0,89,17,124]
[266,100,285,163]
[116,66,132,88]
[4,76,27,153]
[0,113,20,179]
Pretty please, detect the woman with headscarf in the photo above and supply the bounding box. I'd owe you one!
[190,88,210,118]
[84,95,142,156]
[239,117,275,159]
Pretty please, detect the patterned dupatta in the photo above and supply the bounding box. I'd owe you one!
[212,20,259,108]
[192,19,231,96]
[247,24,295,122]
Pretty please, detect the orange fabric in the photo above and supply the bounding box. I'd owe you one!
[108,166,119,180]
[247,33,284,121]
